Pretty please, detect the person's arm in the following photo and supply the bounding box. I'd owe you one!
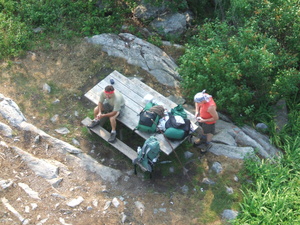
[195,102,200,117]
[100,111,117,118]
[96,102,104,120]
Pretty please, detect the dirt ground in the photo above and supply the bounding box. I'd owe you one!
[0,40,243,224]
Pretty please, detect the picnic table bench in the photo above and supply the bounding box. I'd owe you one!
[82,70,197,164]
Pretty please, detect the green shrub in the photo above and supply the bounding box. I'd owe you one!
[227,0,300,60]
[0,0,133,58]
[178,21,298,122]
[235,136,300,224]
[17,0,127,36]
[0,13,31,59]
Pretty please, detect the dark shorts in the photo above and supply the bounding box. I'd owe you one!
[198,122,215,135]
[103,102,124,118]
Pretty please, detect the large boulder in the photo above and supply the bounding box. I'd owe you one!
[85,33,180,86]
[150,12,189,37]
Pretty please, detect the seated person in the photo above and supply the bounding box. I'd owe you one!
[88,85,125,143]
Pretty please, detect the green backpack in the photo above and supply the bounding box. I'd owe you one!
[133,136,161,173]
[135,102,160,133]
[171,104,187,119]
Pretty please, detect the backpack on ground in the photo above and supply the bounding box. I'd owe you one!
[135,102,163,133]
[133,136,161,173]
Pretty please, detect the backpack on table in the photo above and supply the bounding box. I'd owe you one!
[133,136,161,174]
[135,102,164,133]
[171,104,187,119]
[164,114,191,140]
[163,105,191,140]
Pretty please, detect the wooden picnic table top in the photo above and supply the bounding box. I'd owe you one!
[84,70,197,155]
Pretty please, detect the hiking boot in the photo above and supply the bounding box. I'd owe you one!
[200,142,213,153]
[108,132,117,143]
[87,119,100,128]
[195,142,212,153]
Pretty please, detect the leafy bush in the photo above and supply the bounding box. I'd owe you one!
[0,0,131,59]
[235,136,300,224]
[0,13,31,59]
[178,20,298,122]
[18,0,128,36]
[227,0,300,60]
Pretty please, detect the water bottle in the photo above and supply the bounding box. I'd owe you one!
[137,146,141,154]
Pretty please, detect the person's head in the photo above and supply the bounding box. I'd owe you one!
[104,85,115,99]
[194,90,211,105]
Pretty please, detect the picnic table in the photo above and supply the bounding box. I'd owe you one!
[82,70,197,163]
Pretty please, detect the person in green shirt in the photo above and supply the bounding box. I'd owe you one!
[88,85,125,143]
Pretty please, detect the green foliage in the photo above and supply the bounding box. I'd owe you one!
[227,0,300,60]
[235,136,300,224]
[18,0,127,36]
[0,13,32,59]
[270,69,300,101]
[144,0,188,12]
[179,20,298,122]
[0,0,131,59]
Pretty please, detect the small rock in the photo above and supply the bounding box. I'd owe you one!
[67,196,84,207]
[25,206,30,213]
[92,199,98,207]
[233,175,239,182]
[31,203,38,210]
[202,178,216,185]
[103,201,111,210]
[184,151,194,159]
[48,177,63,188]
[134,201,145,216]
[72,138,80,146]
[51,193,66,199]
[43,83,51,93]
[181,185,189,194]
[59,217,72,225]
[112,197,120,208]
[52,99,60,104]
[0,179,14,190]
[221,209,238,220]
[256,123,268,131]
[211,162,223,174]
[33,135,40,144]
[226,186,234,194]
[169,167,175,173]
[159,208,167,213]
[121,212,127,224]
[55,127,70,135]
[50,114,59,123]
[124,175,130,182]
[18,183,40,200]
[33,27,44,33]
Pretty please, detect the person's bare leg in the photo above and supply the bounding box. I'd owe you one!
[93,106,99,119]
[109,112,119,132]
[206,133,213,142]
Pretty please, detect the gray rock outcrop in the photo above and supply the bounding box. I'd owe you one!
[150,12,188,37]
[85,33,180,86]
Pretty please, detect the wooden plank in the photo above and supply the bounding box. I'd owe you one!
[82,117,137,161]
[82,117,149,171]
